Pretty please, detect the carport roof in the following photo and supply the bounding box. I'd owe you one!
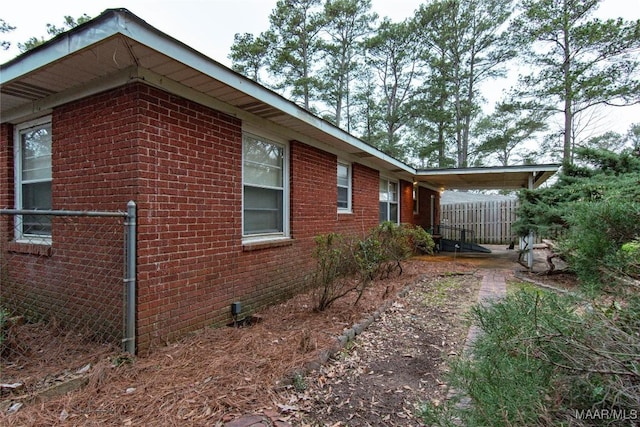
[416,164,560,190]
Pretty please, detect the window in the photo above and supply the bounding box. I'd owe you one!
[337,161,351,212]
[413,183,419,214]
[242,134,288,239]
[379,178,398,223]
[15,117,52,240]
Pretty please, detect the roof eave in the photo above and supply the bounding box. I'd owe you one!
[1,8,413,176]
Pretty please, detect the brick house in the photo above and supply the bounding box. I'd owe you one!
[0,9,557,353]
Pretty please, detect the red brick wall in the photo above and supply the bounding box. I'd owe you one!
[55,85,140,210]
[290,141,337,238]
[0,123,12,211]
[54,86,139,337]
[0,88,139,343]
[0,83,387,353]
[337,162,380,236]
[131,84,244,350]
[130,87,384,352]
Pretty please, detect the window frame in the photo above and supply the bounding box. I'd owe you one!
[337,160,352,213]
[413,182,419,215]
[14,116,53,244]
[379,177,399,224]
[241,132,290,242]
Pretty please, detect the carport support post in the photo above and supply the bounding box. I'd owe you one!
[527,174,535,270]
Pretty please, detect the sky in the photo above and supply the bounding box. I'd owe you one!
[1,0,639,136]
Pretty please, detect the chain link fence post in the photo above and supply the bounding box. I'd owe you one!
[1,203,136,359]
[124,201,136,354]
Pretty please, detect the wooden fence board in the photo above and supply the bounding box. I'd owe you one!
[441,199,530,245]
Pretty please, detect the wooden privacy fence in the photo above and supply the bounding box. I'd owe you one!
[441,199,521,245]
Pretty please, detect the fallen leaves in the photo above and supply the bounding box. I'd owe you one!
[2,259,486,426]
[281,272,483,426]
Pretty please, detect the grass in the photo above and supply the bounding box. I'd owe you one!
[420,277,464,308]
[418,286,640,427]
[505,279,541,295]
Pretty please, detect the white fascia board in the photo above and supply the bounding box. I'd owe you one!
[417,165,560,176]
[416,182,441,192]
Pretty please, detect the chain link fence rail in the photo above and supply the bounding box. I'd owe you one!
[0,203,136,359]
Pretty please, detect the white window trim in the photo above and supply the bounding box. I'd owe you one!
[413,182,419,215]
[241,132,290,243]
[337,160,352,213]
[14,116,53,245]
[380,177,399,224]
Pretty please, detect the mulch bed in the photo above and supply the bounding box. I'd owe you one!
[1,258,489,426]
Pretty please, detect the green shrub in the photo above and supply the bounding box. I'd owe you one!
[371,222,435,277]
[310,224,434,311]
[514,148,640,287]
[403,223,436,255]
[310,233,359,311]
[371,221,412,278]
[615,239,640,279]
[419,290,640,426]
[561,199,640,291]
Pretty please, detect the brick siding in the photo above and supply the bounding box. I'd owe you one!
[0,82,427,353]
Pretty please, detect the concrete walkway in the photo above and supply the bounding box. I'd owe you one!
[463,270,507,354]
[477,270,507,302]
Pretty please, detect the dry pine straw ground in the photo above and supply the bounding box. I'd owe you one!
[1,258,483,426]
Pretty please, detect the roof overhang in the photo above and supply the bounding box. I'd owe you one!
[0,8,413,179]
[416,164,560,190]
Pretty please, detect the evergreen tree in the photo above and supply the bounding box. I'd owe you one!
[511,0,640,165]
[515,146,640,239]
[412,1,456,168]
[474,101,548,166]
[319,0,377,130]
[267,0,326,111]
[626,123,640,155]
[229,32,274,84]
[363,18,422,158]
[0,19,15,51]
[515,146,640,286]
[413,0,514,168]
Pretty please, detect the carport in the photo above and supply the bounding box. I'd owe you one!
[414,164,560,269]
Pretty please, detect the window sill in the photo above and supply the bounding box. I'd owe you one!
[337,210,353,215]
[6,241,53,256]
[242,237,293,252]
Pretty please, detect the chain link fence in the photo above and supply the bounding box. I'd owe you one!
[0,203,136,361]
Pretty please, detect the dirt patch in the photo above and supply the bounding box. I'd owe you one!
[0,256,510,426]
[287,273,481,426]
